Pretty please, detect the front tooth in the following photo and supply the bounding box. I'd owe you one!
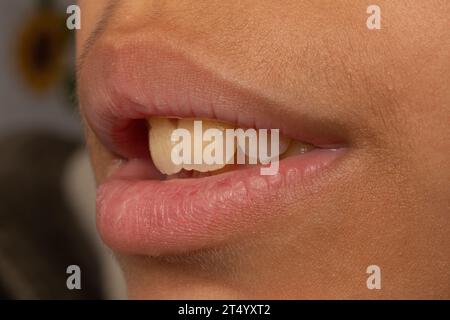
[177,119,235,172]
[148,118,182,175]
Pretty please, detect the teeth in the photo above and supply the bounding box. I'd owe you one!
[276,133,291,155]
[241,130,291,164]
[177,119,235,172]
[148,117,313,176]
[281,140,313,158]
[264,130,291,160]
[148,118,182,175]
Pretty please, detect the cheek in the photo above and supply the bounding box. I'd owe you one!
[76,0,110,57]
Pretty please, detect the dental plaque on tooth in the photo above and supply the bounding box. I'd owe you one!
[147,118,314,177]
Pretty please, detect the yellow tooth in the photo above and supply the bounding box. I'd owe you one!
[266,131,291,158]
[241,130,291,164]
[148,117,309,176]
[148,118,182,175]
[281,140,313,158]
[177,118,235,172]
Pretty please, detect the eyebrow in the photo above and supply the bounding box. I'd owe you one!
[76,0,120,76]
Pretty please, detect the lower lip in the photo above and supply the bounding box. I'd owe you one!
[96,149,344,256]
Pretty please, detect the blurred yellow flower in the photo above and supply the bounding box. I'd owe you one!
[16,8,68,92]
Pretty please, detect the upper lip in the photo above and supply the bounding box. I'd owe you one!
[78,34,348,255]
[78,34,346,160]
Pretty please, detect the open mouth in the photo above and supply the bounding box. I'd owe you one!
[78,36,348,256]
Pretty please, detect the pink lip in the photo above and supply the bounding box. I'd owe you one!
[97,149,343,255]
[78,35,348,256]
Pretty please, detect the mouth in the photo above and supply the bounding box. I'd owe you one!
[78,36,348,256]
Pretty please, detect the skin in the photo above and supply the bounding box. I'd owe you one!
[77,0,450,299]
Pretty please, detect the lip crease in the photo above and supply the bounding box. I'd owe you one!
[78,36,348,256]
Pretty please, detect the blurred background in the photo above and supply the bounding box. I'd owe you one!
[0,0,126,299]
